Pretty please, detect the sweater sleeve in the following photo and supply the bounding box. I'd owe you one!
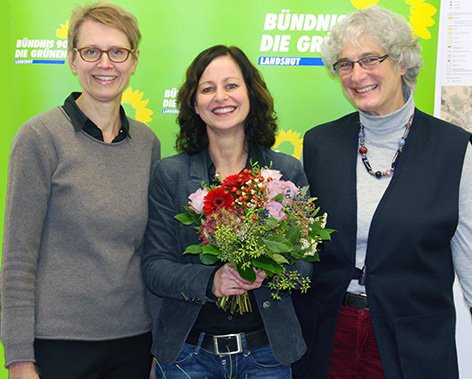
[1,121,55,366]
[451,142,472,318]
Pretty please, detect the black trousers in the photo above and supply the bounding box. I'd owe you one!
[34,332,152,379]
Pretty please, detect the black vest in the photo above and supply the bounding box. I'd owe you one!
[293,109,471,379]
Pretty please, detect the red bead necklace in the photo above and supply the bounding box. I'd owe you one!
[358,115,414,179]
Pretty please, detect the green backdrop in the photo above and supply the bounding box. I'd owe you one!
[1,0,440,374]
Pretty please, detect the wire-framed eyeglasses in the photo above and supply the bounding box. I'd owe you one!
[73,46,135,63]
[333,55,389,76]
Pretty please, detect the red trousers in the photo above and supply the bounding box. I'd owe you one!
[328,305,385,379]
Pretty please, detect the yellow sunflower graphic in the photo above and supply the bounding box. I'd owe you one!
[56,21,69,39]
[273,130,303,159]
[406,0,436,39]
[350,0,437,40]
[121,87,154,124]
[351,0,379,9]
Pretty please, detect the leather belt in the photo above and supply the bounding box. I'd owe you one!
[343,292,369,309]
[186,329,268,355]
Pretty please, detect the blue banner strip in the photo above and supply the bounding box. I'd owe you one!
[32,60,65,64]
[258,56,324,66]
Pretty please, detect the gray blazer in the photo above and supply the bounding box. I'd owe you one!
[142,146,308,365]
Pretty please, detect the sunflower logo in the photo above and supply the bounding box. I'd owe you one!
[121,87,154,124]
[273,130,303,159]
[56,21,69,39]
[351,0,437,40]
[406,0,436,39]
[351,0,379,9]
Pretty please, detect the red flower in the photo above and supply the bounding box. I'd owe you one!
[221,172,252,190]
[203,187,234,215]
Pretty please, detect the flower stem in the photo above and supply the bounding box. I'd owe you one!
[217,292,252,314]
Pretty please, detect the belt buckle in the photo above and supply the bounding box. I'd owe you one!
[213,333,243,356]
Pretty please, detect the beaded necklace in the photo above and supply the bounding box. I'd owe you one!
[358,114,414,179]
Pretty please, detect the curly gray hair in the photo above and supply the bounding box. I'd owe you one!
[321,6,423,89]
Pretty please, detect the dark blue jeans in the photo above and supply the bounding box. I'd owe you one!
[155,334,291,379]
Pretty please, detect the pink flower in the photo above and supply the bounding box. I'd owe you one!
[266,179,300,201]
[260,168,283,181]
[265,200,286,221]
[188,188,208,214]
[282,180,300,199]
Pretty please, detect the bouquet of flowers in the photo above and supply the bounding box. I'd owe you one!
[175,163,334,314]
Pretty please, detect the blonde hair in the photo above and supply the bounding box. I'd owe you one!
[68,2,141,52]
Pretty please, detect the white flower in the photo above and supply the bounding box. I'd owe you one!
[318,213,328,228]
[300,238,310,249]
[302,238,319,256]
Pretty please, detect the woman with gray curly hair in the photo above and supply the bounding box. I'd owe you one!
[293,5,472,379]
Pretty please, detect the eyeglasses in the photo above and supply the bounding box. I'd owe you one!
[73,46,135,63]
[333,55,389,76]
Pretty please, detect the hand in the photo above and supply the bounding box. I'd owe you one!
[212,263,267,298]
[8,362,40,379]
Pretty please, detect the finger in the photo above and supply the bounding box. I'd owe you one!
[227,267,264,284]
[255,270,267,279]
[214,266,251,296]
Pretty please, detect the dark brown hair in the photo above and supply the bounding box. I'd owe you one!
[176,45,277,154]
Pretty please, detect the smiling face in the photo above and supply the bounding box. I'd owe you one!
[338,36,406,116]
[195,55,250,138]
[68,20,138,106]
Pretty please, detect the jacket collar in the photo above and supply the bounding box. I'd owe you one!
[188,144,268,179]
[186,144,268,194]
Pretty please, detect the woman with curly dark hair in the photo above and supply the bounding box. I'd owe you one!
[175,45,277,155]
[142,45,309,378]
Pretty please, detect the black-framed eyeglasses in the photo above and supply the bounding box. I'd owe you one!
[333,55,389,75]
[73,46,135,63]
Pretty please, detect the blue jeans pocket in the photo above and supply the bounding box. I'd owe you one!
[155,344,197,379]
[174,343,196,364]
[248,344,282,368]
